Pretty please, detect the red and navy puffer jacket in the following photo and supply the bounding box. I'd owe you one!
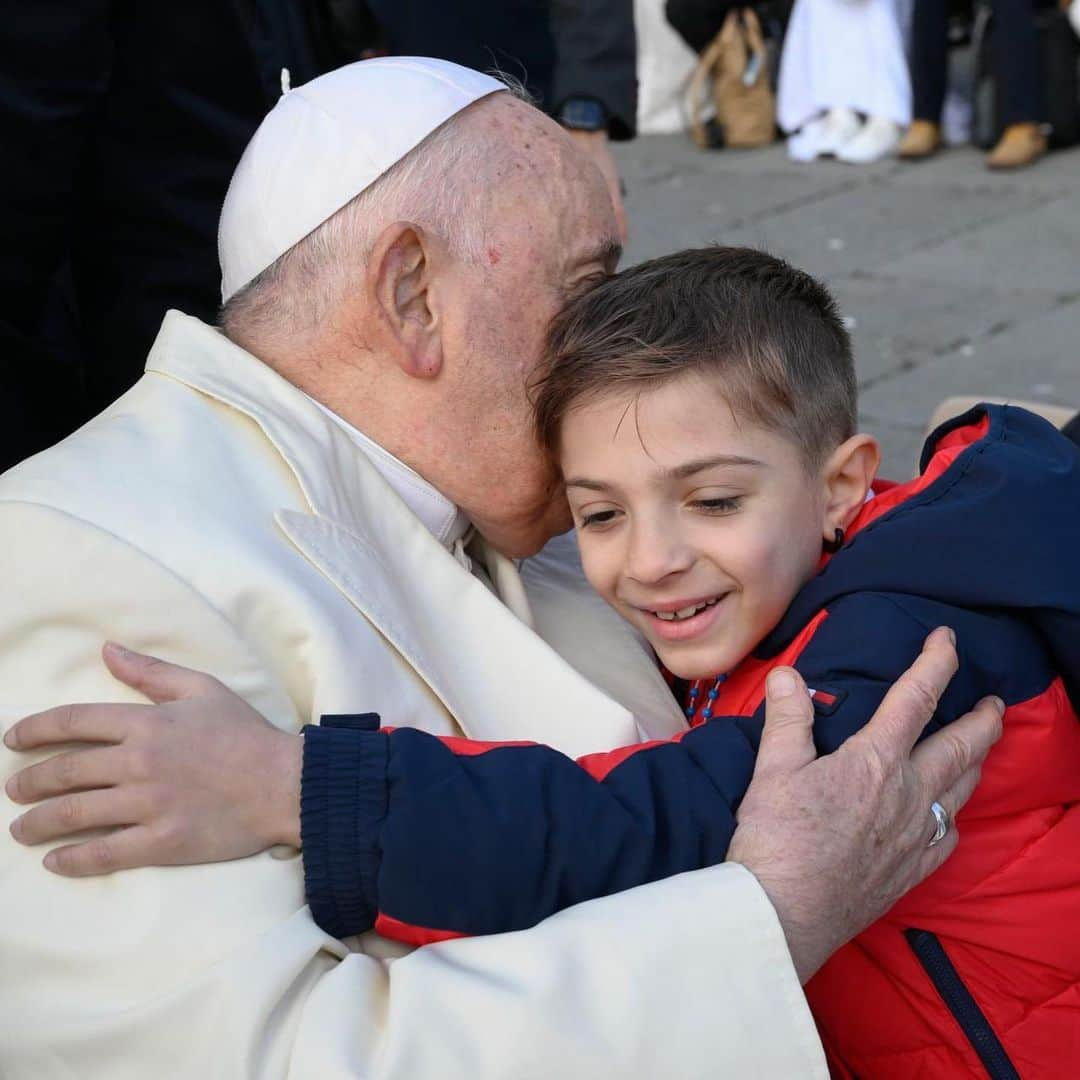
[301,404,1080,1077]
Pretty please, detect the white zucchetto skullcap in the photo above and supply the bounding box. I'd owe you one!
[218,57,505,302]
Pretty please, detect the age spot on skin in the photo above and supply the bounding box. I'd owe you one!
[488,247,501,266]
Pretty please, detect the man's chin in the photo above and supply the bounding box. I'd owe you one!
[477,507,574,560]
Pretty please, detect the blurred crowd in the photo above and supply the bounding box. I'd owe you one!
[1,1,1077,473]
[649,0,1080,167]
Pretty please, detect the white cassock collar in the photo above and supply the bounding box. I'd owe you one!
[305,396,471,552]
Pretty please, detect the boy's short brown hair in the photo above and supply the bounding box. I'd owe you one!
[535,246,856,467]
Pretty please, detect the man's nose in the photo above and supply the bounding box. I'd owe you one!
[624,519,694,585]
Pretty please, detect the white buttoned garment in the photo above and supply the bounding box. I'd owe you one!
[0,313,827,1078]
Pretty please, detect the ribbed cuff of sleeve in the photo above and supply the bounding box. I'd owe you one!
[300,723,389,939]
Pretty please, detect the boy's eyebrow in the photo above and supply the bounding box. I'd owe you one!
[565,456,764,492]
[664,455,766,478]
[564,477,613,492]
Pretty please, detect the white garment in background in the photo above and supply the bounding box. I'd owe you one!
[634,0,699,133]
[777,0,912,133]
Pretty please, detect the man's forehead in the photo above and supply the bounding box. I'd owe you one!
[477,102,619,268]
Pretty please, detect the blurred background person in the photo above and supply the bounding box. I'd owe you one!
[0,1,373,473]
[900,0,1048,168]
[777,0,911,163]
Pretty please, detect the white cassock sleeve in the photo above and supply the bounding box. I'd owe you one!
[0,501,826,1078]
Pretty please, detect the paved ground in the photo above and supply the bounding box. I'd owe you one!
[612,136,1080,477]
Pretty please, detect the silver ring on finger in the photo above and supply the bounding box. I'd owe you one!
[927,800,950,847]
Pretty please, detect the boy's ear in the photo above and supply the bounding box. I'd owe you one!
[820,434,880,540]
[366,220,444,380]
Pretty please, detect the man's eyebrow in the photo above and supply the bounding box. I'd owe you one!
[578,240,622,270]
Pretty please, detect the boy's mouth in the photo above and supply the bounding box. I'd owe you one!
[651,597,721,621]
[638,594,729,643]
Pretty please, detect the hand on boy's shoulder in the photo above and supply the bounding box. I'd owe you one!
[728,630,1002,984]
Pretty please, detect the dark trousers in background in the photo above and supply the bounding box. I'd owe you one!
[367,0,556,107]
[665,0,792,58]
[364,0,638,139]
[665,0,741,52]
[910,0,1044,126]
[0,0,351,473]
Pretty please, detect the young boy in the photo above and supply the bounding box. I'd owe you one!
[294,247,1080,1077]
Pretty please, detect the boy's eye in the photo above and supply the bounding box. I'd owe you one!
[695,497,741,514]
[579,509,620,529]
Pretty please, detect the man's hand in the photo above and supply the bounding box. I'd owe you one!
[4,644,302,875]
[564,128,629,243]
[727,627,1004,984]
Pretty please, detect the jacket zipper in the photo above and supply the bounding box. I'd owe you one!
[904,929,1021,1079]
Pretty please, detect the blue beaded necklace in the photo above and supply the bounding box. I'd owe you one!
[685,672,729,725]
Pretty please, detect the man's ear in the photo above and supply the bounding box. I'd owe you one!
[367,221,444,380]
[820,434,880,540]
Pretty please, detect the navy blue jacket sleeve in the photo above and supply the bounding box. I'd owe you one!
[301,592,1013,943]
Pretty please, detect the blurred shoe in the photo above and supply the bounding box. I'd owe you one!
[816,107,861,156]
[986,123,1047,170]
[897,120,942,160]
[787,114,830,162]
[836,116,901,163]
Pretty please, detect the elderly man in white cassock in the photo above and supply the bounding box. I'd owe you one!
[0,58,999,1077]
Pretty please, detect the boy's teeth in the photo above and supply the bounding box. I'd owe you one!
[654,599,716,621]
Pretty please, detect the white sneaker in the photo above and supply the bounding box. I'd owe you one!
[787,114,830,162]
[816,107,861,157]
[836,116,901,164]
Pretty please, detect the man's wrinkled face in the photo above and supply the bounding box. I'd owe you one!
[438,99,621,558]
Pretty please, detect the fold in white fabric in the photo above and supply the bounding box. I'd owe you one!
[305,395,471,552]
[305,395,536,624]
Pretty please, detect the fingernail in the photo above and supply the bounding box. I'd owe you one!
[9,816,22,841]
[767,669,797,699]
[104,642,131,658]
[3,728,16,749]
[946,627,957,647]
[42,851,57,871]
[989,696,1005,717]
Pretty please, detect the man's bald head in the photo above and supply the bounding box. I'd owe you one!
[222,85,620,557]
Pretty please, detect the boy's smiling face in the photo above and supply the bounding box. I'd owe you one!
[561,373,831,680]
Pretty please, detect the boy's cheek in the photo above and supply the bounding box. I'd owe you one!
[576,537,619,605]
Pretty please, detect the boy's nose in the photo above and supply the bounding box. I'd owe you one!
[624,521,694,585]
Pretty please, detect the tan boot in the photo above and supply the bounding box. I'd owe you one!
[986,123,1047,170]
[897,120,942,160]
